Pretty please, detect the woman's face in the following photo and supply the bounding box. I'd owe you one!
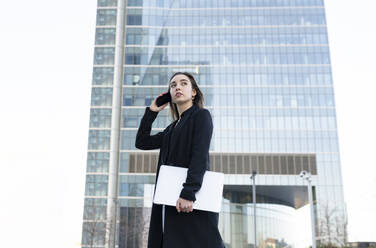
[169,74,197,105]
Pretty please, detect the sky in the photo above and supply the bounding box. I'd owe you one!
[0,0,375,247]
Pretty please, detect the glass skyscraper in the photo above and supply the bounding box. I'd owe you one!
[82,0,347,247]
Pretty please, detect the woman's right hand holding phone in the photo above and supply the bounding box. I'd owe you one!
[150,92,169,112]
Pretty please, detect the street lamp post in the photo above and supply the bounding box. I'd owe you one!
[250,170,257,248]
[300,171,316,248]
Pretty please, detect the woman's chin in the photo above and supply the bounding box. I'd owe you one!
[173,98,184,104]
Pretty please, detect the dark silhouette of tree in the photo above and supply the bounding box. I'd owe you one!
[118,206,151,248]
[81,199,107,247]
[317,204,348,248]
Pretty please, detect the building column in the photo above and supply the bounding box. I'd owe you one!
[105,0,126,247]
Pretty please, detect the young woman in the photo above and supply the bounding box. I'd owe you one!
[135,72,225,248]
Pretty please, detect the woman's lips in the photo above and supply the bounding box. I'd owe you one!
[175,92,183,97]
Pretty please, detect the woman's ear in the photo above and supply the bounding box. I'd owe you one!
[192,88,197,97]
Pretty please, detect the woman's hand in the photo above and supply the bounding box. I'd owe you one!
[176,197,193,213]
[149,92,169,112]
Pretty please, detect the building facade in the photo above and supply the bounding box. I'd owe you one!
[82,0,347,247]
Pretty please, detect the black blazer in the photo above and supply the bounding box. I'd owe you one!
[135,104,225,248]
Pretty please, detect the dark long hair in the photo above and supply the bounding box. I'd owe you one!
[168,72,204,121]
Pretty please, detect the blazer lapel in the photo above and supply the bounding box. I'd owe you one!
[161,123,175,165]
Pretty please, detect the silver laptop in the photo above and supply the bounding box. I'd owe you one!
[153,165,224,213]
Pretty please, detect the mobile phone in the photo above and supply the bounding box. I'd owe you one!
[156,92,171,107]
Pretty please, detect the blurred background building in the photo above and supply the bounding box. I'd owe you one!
[81,0,347,247]
[347,242,376,248]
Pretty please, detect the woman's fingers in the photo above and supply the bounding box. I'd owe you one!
[187,204,193,212]
[176,198,194,213]
[176,200,181,213]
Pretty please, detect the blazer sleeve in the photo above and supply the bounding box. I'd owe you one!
[179,109,213,202]
[135,107,169,150]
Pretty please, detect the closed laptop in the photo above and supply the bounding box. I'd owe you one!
[153,165,224,213]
